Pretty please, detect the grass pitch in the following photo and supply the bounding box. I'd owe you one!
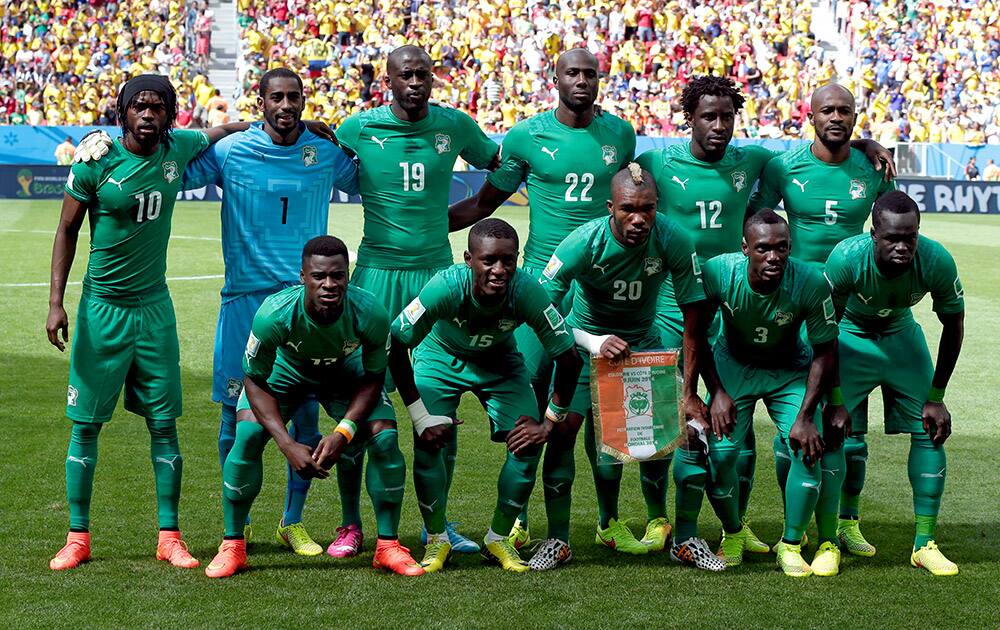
[1,200,998,628]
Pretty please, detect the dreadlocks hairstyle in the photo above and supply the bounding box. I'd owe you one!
[681,75,746,118]
[469,217,519,249]
[116,74,177,146]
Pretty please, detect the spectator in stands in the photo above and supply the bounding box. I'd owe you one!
[964,157,980,181]
[54,136,75,166]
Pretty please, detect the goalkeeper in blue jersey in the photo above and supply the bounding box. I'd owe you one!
[181,68,359,556]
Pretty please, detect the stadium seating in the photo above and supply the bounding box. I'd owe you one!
[0,0,217,126]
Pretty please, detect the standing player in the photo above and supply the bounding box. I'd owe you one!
[388,219,582,572]
[698,210,844,577]
[750,83,896,557]
[824,191,964,576]
[536,165,709,568]
[447,48,637,555]
[333,45,500,555]
[182,67,359,557]
[46,75,246,570]
[205,236,422,578]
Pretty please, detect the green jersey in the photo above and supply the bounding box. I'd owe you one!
[64,130,210,298]
[824,233,964,336]
[243,284,390,395]
[702,252,838,368]
[391,264,573,360]
[749,144,895,265]
[541,215,704,343]
[636,142,776,310]
[487,110,636,268]
[337,105,499,269]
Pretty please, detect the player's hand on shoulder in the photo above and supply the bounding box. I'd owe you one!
[282,440,329,479]
[822,403,851,451]
[788,418,823,466]
[506,416,552,454]
[73,130,113,163]
[303,120,338,145]
[46,304,69,351]
[922,402,952,446]
[709,389,736,439]
[599,335,630,360]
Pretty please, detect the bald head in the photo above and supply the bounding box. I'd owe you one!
[809,83,857,154]
[810,83,855,111]
[556,48,598,74]
[555,47,600,114]
[387,45,432,71]
[385,45,433,119]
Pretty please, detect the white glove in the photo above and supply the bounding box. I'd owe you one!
[572,328,611,355]
[72,131,113,163]
[407,399,453,436]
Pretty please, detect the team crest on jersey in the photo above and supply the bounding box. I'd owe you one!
[162,161,179,183]
[909,292,925,305]
[498,319,517,332]
[542,255,563,280]
[226,378,243,399]
[302,145,318,166]
[434,133,452,155]
[343,339,360,355]
[601,145,618,166]
[732,171,747,192]
[245,332,261,359]
[849,179,867,200]
[644,257,662,276]
[774,310,793,326]
[543,305,565,332]
[67,385,78,407]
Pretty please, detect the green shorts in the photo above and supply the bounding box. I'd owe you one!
[236,351,396,427]
[351,265,446,322]
[413,342,538,440]
[838,322,932,435]
[567,331,662,416]
[708,343,822,452]
[656,305,721,350]
[514,264,575,385]
[66,292,181,423]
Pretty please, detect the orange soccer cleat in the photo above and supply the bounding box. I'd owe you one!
[50,532,91,571]
[204,539,248,578]
[156,530,200,568]
[372,539,426,576]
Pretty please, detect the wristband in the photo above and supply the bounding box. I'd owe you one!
[335,418,357,442]
[544,401,570,424]
[829,386,844,406]
[928,386,946,404]
[572,328,611,355]
[407,398,452,435]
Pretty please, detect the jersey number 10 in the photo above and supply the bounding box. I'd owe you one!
[134,191,162,223]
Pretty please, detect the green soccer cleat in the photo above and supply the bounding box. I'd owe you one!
[640,517,672,552]
[741,517,771,554]
[838,518,876,557]
[774,541,813,578]
[482,539,530,573]
[716,527,747,567]
[508,518,530,550]
[911,541,958,576]
[275,521,323,557]
[243,523,253,544]
[812,541,841,577]
[595,518,649,555]
[771,531,809,553]
[420,539,452,573]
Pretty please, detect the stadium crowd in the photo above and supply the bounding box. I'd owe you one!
[0,0,220,126]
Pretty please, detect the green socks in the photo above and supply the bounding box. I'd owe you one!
[366,429,406,538]
[222,420,268,537]
[491,448,540,535]
[840,434,868,519]
[584,417,622,528]
[639,459,671,521]
[781,450,822,543]
[541,441,575,542]
[909,433,945,548]
[335,441,366,528]
[736,428,757,520]
[673,448,707,541]
[706,446,742,534]
[147,418,183,530]
[816,447,846,543]
[412,439,449,534]
[773,434,791,501]
[66,422,102,531]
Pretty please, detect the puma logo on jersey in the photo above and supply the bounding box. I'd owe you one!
[224,481,250,496]
[285,340,303,351]
[722,302,739,316]
[452,317,467,328]
[371,136,388,149]
[855,293,873,305]
[792,178,809,193]
[155,455,180,471]
[671,176,689,190]
[107,176,125,190]
[541,146,559,160]
[592,263,609,275]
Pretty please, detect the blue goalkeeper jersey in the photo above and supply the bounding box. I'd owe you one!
[183,122,359,300]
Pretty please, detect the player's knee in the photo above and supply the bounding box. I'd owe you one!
[708,445,739,472]
[368,429,404,462]
[70,421,102,444]
[145,417,178,442]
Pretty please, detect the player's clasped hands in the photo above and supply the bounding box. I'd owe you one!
[506,416,552,455]
[282,440,329,480]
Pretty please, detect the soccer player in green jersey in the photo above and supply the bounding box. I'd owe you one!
[698,210,847,577]
[333,45,500,555]
[824,191,964,576]
[537,164,710,566]
[447,48,635,552]
[749,83,896,553]
[388,219,582,572]
[45,75,255,571]
[205,236,422,578]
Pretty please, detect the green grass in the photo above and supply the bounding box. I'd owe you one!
[1,201,998,628]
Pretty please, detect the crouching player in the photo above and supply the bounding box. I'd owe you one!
[824,191,964,576]
[695,210,847,577]
[389,219,582,572]
[205,236,422,578]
